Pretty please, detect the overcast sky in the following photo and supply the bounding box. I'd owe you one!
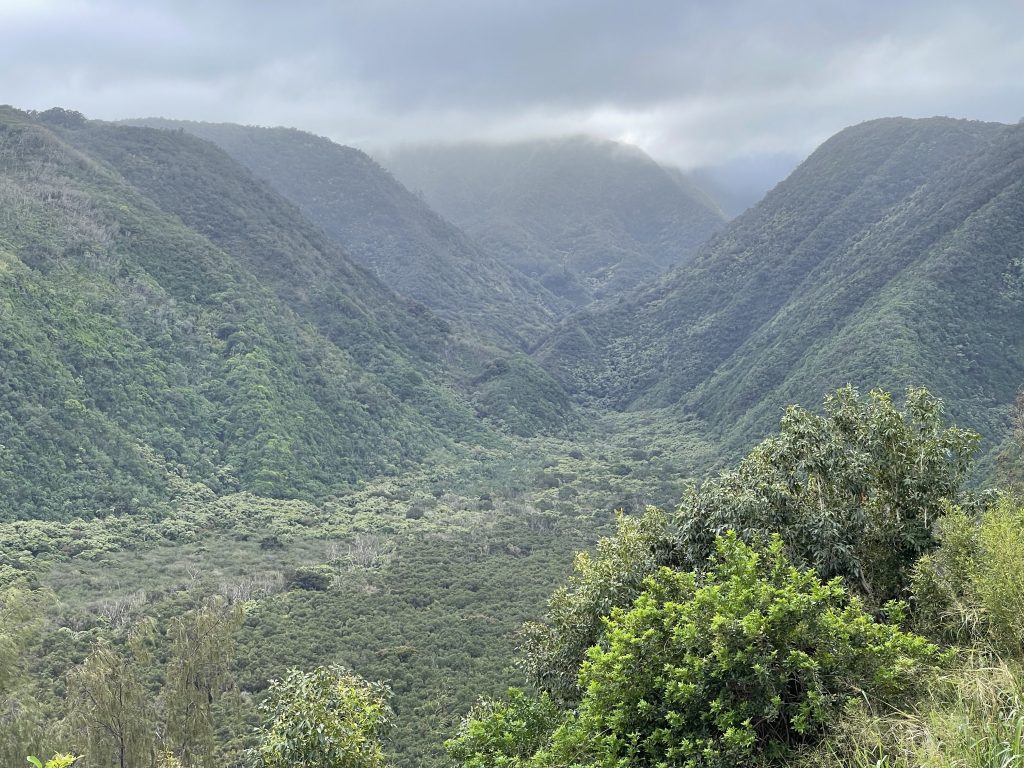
[2,0,1022,169]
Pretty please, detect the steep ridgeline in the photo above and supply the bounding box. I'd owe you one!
[383,136,727,307]
[0,106,503,520]
[123,118,563,350]
[540,117,1024,454]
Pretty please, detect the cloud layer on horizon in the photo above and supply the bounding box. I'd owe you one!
[2,0,1022,167]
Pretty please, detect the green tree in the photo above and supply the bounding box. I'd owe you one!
[161,599,242,767]
[445,688,562,768]
[1,588,55,766]
[254,665,392,768]
[68,626,158,768]
[675,386,977,603]
[551,534,942,768]
[521,388,974,710]
[519,507,673,704]
[1,588,37,698]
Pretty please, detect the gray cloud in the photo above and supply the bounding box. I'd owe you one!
[2,0,1023,167]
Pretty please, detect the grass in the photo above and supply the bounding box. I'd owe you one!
[802,655,1024,768]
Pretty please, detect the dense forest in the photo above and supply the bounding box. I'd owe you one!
[2,105,1024,768]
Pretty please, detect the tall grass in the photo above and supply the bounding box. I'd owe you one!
[800,655,1024,768]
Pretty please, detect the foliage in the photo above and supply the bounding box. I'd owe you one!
[1,588,56,766]
[519,507,674,703]
[675,386,978,604]
[58,599,240,768]
[800,656,1024,768]
[0,107,503,519]
[162,599,243,766]
[254,665,393,768]
[6,103,1024,768]
[0,588,45,695]
[444,688,562,768]
[68,627,158,768]
[26,755,81,768]
[551,534,942,768]
[912,496,1024,656]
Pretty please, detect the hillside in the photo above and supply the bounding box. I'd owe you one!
[124,119,564,350]
[0,106,503,519]
[383,136,727,306]
[539,117,1024,455]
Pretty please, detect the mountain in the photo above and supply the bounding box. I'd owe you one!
[539,117,1024,455]
[123,119,564,350]
[383,136,727,307]
[0,106,511,520]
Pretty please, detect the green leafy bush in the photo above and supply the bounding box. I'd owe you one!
[551,534,942,768]
[285,565,334,592]
[913,496,1024,656]
[519,507,674,703]
[445,688,562,768]
[26,756,81,768]
[675,387,977,604]
[254,665,392,768]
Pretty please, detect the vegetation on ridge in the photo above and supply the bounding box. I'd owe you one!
[540,117,1024,469]
[384,136,726,307]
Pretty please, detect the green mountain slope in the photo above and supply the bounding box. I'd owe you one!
[540,117,1023,453]
[124,118,563,350]
[383,136,727,307]
[0,107,494,519]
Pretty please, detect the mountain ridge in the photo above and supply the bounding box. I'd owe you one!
[122,118,565,350]
[383,135,727,306]
[538,116,1022,458]
[0,108,504,518]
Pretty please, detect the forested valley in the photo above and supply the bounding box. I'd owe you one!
[2,105,1024,768]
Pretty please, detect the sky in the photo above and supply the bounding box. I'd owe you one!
[2,0,1023,170]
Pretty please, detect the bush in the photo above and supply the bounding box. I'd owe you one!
[912,495,1024,656]
[675,387,978,605]
[552,534,943,768]
[799,656,1024,768]
[254,665,392,768]
[445,688,562,768]
[519,507,674,703]
[285,566,333,592]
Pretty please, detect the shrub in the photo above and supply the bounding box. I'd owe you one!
[285,565,333,592]
[519,507,674,703]
[912,496,1024,656]
[254,665,392,768]
[553,534,943,768]
[445,688,562,768]
[675,387,977,605]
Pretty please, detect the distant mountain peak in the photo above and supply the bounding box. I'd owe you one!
[382,135,726,307]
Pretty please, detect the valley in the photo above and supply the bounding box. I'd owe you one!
[2,105,1023,768]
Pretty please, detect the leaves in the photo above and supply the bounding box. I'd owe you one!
[558,534,942,768]
[675,386,977,604]
[254,665,393,768]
